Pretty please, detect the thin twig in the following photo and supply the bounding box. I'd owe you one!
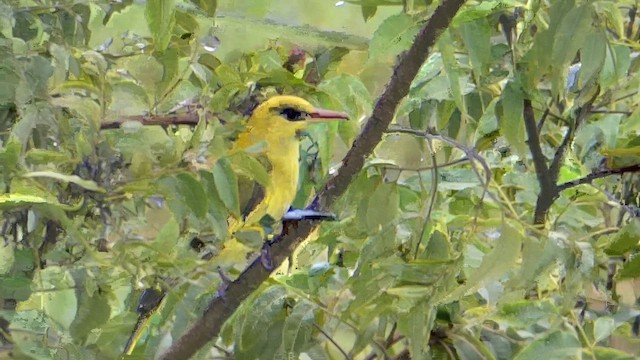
[377,157,469,172]
[386,127,492,196]
[589,110,632,115]
[313,323,351,360]
[414,135,439,259]
[100,112,215,129]
[536,107,550,133]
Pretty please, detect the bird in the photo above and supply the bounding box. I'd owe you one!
[123,95,348,355]
[230,95,349,233]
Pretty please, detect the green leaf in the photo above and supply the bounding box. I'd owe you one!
[511,236,562,287]
[22,267,78,330]
[229,152,270,187]
[282,301,315,357]
[0,55,19,104]
[23,171,104,192]
[601,44,630,89]
[213,158,240,217]
[551,4,593,95]
[585,347,636,360]
[70,288,111,342]
[458,18,491,79]
[618,254,640,279]
[500,80,526,159]
[593,317,616,344]
[22,55,54,100]
[236,286,287,359]
[605,219,640,255]
[439,30,466,113]
[176,173,208,218]
[0,193,79,211]
[200,170,230,237]
[452,0,520,25]
[497,300,559,327]
[398,305,434,358]
[445,221,522,301]
[361,5,377,22]
[366,182,399,231]
[0,137,21,176]
[0,244,14,274]
[188,0,217,17]
[26,149,72,165]
[368,13,419,63]
[598,2,625,39]
[514,331,581,360]
[12,103,55,145]
[578,30,607,86]
[145,0,176,52]
[154,216,180,249]
[124,55,164,98]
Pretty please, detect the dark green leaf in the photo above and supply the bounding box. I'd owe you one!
[361,6,377,22]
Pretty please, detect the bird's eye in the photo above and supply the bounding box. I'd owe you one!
[280,108,305,121]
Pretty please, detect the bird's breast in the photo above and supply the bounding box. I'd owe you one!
[264,141,300,219]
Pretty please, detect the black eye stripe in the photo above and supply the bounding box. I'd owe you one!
[280,108,307,121]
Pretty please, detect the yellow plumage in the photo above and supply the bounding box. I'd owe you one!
[231,95,348,230]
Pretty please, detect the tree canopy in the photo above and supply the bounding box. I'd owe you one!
[1,0,640,359]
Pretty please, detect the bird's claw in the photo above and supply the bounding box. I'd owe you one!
[282,208,336,221]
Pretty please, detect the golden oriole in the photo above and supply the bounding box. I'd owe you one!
[231,95,348,230]
[124,95,348,355]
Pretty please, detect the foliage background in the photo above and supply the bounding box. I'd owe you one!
[1,0,640,359]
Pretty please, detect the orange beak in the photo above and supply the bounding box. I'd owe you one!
[308,108,349,121]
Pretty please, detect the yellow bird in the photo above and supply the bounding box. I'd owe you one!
[124,95,348,355]
[231,95,349,231]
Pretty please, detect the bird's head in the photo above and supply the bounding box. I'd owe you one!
[247,95,349,138]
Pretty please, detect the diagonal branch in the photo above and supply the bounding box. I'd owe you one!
[158,1,467,359]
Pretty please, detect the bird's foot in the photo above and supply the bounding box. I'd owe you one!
[282,208,336,221]
[260,243,274,270]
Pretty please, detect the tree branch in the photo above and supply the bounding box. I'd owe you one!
[523,99,557,225]
[557,164,640,192]
[158,1,467,359]
[548,90,597,184]
[100,113,209,129]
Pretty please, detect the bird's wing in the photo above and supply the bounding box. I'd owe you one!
[237,153,272,224]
